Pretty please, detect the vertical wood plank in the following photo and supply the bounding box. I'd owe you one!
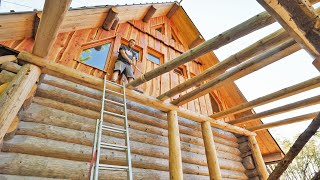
[168,110,183,180]
[201,121,222,180]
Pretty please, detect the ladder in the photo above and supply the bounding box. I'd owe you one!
[90,76,133,180]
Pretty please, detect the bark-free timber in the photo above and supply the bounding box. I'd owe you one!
[168,111,183,179]
[33,0,72,58]
[166,2,180,18]
[210,75,320,119]
[127,11,278,89]
[103,7,119,31]
[248,112,319,131]
[158,28,290,101]
[17,51,255,136]
[230,95,320,125]
[268,113,320,180]
[0,61,21,73]
[201,121,222,180]
[0,64,40,140]
[0,55,16,65]
[248,136,268,180]
[143,5,157,22]
[171,39,299,105]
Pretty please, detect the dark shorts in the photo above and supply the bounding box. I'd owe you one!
[114,60,134,79]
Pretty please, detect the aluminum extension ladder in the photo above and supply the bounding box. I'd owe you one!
[90,76,133,180]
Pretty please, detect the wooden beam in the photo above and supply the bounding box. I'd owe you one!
[201,121,222,180]
[102,7,119,31]
[268,113,320,179]
[248,136,269,180]
[248,112,319,132]
[32,13,41,38]
[262,152,284,163]
[257,0,320,57]
[0,55,16,65]
[188,35,204,49]
[17,51,256,136]
[229,95,320,125]
[111,17,119,30]
[157,28,290,101]
[126,11,277,89]
[166,3,180,18]
[171,39,299,106]
[143,5,157,23]
[0,64,41,140]
[210,75,320,119]
[33,0,71,58]
[312,57,320,72]
[168,110,183,180]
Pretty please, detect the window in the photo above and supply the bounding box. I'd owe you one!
[79,42,111,70]
[147,53,160,64]
[151,24,165,35]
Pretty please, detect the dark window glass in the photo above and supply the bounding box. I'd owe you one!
[79,43,111,70]
[147,53,160,64]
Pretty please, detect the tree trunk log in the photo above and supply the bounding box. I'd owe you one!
[268,113,320,180]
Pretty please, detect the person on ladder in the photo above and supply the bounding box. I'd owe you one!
[111,39,137,84]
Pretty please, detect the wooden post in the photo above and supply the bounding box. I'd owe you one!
[0,64,41,140]
[247,135,268,180]
[248,112,318,131]
[229,94,320,125]
[33,0,72,58]
[167,110,183,180]
[268,113,320,179]
[201,121,222,180]
[143,5,157,23]
[210,75,320,119]
[171,39,299,106]
[103,7,119,31]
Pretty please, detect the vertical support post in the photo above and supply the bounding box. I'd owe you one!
[248,135,269,180]
[201,121,222,180]
[167,110,183,180]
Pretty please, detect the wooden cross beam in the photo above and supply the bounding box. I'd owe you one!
[257,0,320,57]
[102,7,119,31]
[143,5,157,23]
[166,2,180,19]
[32,0,71,58]
[170,39,299,106]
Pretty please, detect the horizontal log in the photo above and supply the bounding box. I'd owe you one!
[0,72,14,84]
[211,75,320,119]
[21,102,241,157]
[41,74,239,143]
[171,39,299,105]
[0,152,234,179]
[127,11,277,88]
[0,61,21,73]
[0,175,62,180]
[36,83,239,148]
[230,95,320,125]
[3,135,212,176]
[248,112,319,131]
[157,28,290,101]
[0,55,17,65]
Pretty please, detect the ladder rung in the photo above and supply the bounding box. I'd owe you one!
[104,98,124,106]
[104,110,125,118]
[100,142,127,151]
[102,125,126,133]
[99,164,128,171]
[105,80,123,87]
[105,89,123,96]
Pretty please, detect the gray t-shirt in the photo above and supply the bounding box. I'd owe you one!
[117,44,137,65]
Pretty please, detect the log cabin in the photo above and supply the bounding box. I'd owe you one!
[0,1,319,179]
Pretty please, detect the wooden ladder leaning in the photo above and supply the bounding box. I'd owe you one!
[89,75,133,180]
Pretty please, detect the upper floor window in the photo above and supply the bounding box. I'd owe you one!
[147,53,160,64]
[151,24,165,35]
[79,42,111,70]
[147,48,163,65]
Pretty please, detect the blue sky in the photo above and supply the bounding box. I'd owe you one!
[1,0,319,140]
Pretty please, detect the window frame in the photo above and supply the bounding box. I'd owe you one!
[146,47,164,65]
[76,37,115,71]
[151,24,165,35]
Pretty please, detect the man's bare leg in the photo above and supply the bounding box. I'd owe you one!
[111,71,120,82]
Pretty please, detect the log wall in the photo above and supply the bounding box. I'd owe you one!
[0,70,249,179]
[0,16,217,117]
